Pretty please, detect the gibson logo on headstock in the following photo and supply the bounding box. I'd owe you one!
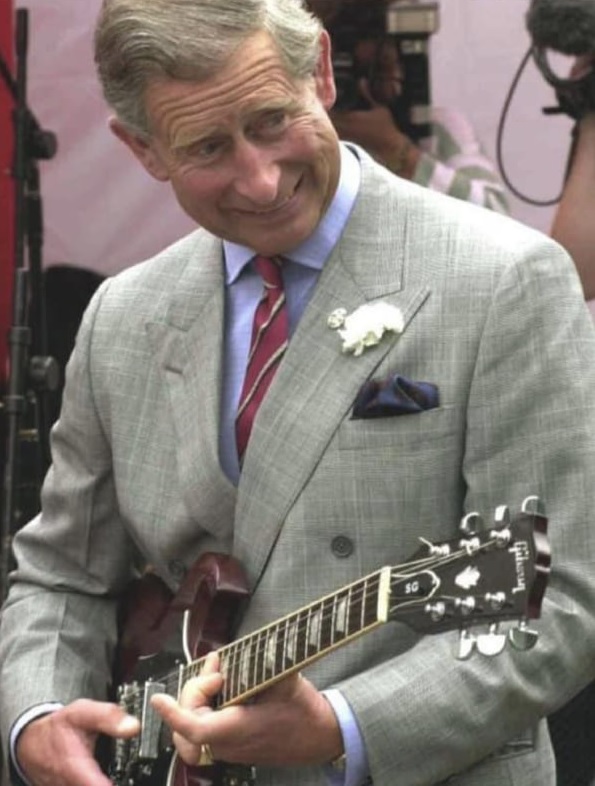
[454,565,481,590]
[510,540,530,594]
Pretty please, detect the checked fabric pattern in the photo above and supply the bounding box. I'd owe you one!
[236,255,288,462]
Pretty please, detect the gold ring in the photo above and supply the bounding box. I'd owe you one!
[198,743,214,766]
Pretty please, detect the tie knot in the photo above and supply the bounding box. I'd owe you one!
[253,255,283,290]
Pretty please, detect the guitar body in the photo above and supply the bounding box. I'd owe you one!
[110,553,253,786]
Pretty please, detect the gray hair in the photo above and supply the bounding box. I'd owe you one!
[94,0,323,137]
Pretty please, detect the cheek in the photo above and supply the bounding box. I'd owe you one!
[170,169,225,213]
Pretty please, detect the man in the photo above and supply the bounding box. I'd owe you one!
[2,1,595,785]
[308,0,510,214]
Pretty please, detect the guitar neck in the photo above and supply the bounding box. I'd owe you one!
[181,567,392,707]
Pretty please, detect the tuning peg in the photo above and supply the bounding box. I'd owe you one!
[425,601,447,622]
[459,512,483,536]
[456,629,476,660]
[494,505,511,528]
[476,624,507,656]
[508,620,539,651]
[489,505,512,547]
[521,496,545,517]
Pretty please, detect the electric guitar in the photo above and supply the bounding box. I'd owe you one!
[107,496,551,786]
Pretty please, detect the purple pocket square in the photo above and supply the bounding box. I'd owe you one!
[352,374,440,419]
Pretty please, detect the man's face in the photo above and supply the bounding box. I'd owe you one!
[114,30,341,257]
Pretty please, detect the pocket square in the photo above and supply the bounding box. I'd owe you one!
[352,373,440,419]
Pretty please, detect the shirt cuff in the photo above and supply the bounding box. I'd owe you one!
[322,689,370,786]
[10,703,63,785]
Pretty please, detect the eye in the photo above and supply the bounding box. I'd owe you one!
[251,109,288,137]
[262,110,286,128]
[181,136,226,163]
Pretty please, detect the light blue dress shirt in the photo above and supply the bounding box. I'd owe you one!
[220,143,369,786]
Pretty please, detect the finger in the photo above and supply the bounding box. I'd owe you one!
[150,692,212,764]
[178,672,223,710]
[201,650,221,675]
[63,699,140,738]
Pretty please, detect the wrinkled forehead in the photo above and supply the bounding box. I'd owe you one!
[143,34,309,146]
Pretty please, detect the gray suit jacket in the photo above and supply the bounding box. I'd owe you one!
[3,150,595,786]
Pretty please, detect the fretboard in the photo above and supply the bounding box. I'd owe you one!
[177,566,391,707]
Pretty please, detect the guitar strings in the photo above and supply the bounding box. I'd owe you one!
[119,536,505,710]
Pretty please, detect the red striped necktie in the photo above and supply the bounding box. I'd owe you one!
[236,255,289,462]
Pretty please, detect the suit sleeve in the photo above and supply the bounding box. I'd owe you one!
[0,278,138,749]
[335,239,595,785]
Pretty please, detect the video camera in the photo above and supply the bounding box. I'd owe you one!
[526,0,595,119]
[328,0,440,141]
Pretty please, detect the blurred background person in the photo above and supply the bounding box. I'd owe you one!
[551,111,595,302]
[308,0,510,213]
[527,2,595,309]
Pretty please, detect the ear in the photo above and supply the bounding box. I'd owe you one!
[109,117,170,182]
[314,30,336,111]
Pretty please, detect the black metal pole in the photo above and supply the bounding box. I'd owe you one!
[0,8,58,601]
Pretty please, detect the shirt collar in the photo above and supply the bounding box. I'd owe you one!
[224,142,361,284]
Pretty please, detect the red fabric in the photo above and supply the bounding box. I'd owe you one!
[0,0,14,388]
[236,256,288,461]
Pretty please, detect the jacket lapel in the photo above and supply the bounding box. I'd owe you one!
[146,235,237,541]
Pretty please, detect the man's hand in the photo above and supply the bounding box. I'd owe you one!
[16,700,140,786]
[330,79,420,179]
[150,652,344,769]
[331,103,406,162]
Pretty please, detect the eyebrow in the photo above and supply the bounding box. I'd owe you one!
[168,98,298,153]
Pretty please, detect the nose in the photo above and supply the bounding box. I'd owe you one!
[232,140,282,206]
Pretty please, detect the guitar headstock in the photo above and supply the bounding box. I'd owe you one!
[388,496,551,658]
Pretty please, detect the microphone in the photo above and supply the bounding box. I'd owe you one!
[526,0,595,118]
[526,0,595,56]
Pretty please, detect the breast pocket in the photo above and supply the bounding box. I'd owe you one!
[337,404,463,451]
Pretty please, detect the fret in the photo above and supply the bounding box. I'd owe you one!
[307,603,322,654]
[275,619,286,674]
[345,584,353,637]
[284,615,298,665]
[252,630,262,692]
[239,636,252,693]
[218,649,229,705]
[220,644,235,705]
[348,579,364,634]
[230,642,244,698]
[297,609,308,663]
[264,626,277,678]
[320,596,334,652]
[360,577,368,629]
[257,628,267,689]
[365,575,380,626]
[334,590,348,640]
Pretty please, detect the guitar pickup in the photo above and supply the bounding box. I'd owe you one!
[138,680,166,760]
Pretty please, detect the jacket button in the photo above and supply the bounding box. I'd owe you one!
[331,535,354,558]
[168,559,186,580]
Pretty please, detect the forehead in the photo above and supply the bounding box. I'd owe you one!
[144,31,305,146]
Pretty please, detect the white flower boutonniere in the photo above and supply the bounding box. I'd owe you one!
[327,302,404,356]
